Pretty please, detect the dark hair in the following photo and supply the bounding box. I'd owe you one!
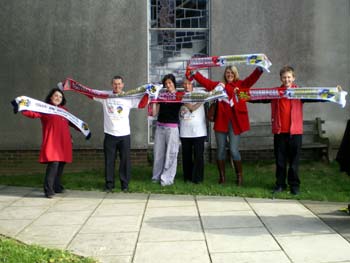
[279,65,295,77]
[162,74,176,88]
[45,88,66,106]
[111,75,123,83]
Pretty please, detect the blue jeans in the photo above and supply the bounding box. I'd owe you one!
[215,124,241,161]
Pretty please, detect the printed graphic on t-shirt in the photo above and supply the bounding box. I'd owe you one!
[180,106,193,120]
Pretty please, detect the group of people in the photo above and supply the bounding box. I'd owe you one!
[17,64,304,198]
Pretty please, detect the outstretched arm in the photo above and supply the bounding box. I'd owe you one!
[241,67,264,88]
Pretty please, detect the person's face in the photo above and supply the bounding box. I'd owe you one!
[164,79,176,93]
[182,80,193,92]
[112,78,124,94]
[280,71,295,88]
[225,69,235,83]
[50,91,63,106]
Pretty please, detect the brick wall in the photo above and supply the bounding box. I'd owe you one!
[0,147,327,175]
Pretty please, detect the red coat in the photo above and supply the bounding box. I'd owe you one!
[21,106,73,163]
[271,84,303,135]
[193,68,263,134]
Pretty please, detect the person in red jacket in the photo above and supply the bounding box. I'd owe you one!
[271,66,303,195]
[21,88,78,198]
[187,66,263,185]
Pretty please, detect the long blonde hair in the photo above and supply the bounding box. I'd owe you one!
[223,66,239,83]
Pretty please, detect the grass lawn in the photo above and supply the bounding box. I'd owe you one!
[0,235,96,263]
[0,161,349,202]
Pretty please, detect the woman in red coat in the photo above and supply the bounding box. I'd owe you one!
[187,66,263,185]
[21,88,75,198]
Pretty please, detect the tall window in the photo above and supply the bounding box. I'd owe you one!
[149,0,210,83]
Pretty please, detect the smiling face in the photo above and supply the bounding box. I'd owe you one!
[164,78,176,93]
[112,78,124,94]
[50,91,63,106]
[280,71,295,88]
[182,79,193,92]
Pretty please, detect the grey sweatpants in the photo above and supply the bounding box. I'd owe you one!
[152,125,180,186]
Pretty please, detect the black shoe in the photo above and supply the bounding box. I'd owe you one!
[272,186,286,194]
[45,194,54,199]
[104,188,113,193]
[122,188,129,193]
[290,188,300,195]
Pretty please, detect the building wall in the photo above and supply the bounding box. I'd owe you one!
[211,0,350,148]
[0,0,149,150]
[1,0,349,158]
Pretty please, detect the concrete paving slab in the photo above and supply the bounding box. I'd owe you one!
[68,232,138,257]
[147,194,195,208]
[277,233,350,263]
[31,210,92,226]
[16,224,81,246]
[0,188,350,263]
[247,198,335,236]
[205,227,281,253]
[0,202,11,210]
[47,199,102,212]
[139,220,204,242]
[0,206,48,220]
[102,193,148,204]
[211,250,291,263]
[93,202,146,217]
[247,198,314,215]
[196,195,250,212]
[11,196,59,207]
[0,219,32,236]
[201,210,263,229]
[94,255,132,263]
[62,190,107,199]
[302,200,350,242]
[133,240,210,263]
[80,215,142,234]
[143,206,198,222]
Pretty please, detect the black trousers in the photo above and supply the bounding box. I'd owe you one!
[104,133,131,190]
[181,136,206,183]
[44,162,65,196]
[274,134,302,189]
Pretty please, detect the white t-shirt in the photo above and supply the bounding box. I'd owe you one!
[179,102,207,138]
[94,92,140,137]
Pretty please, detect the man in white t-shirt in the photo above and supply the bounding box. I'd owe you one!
[94,76,141,192]
[179,79,207,183]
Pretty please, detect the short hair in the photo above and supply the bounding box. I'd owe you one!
[162,74,177,88]
[111,75,123,83]
[279,66,295,77]
[45,88,66,106]
[223,66,239,83]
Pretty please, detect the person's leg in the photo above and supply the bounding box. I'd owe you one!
[104,133,117,191]
[228,125,242,185]
[160,127,180,186]
[54,162,66,193]
[181,137,193,182]
[288,134,302,194]
[118,135,131,191]
[192,136,205,183]
[152,126,166,182]
[215,131,227,184]
[44,162,59,197]
[273,134,288,191]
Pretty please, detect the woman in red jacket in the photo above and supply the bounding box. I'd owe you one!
[21,88,75,198]
[187,66,263,185]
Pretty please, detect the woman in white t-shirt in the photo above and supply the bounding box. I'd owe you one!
[179,79,207,183]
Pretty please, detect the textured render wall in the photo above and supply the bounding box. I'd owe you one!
[1,0,349,154]
[211,0,350,148]
[0,0,148,150]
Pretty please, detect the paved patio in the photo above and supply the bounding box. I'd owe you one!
[0,185,349,263]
